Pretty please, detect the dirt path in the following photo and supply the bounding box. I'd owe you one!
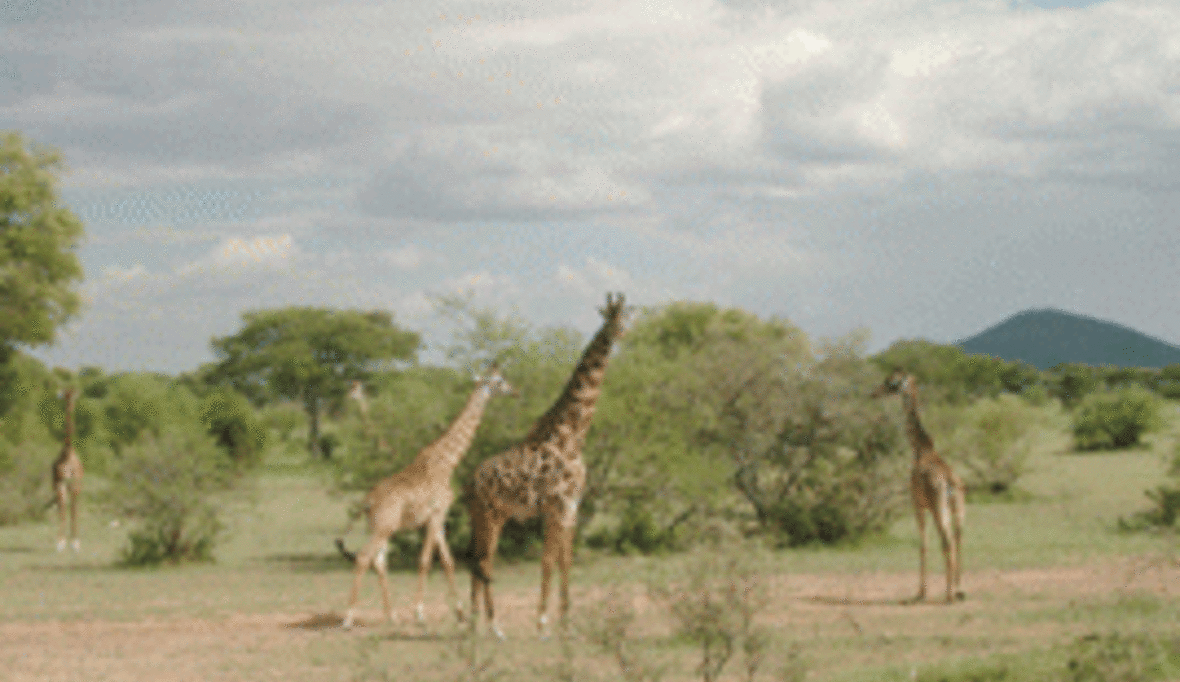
[3,557,1177,682]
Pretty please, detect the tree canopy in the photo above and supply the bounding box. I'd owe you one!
[208,307,420,458]
[0,132,85,352]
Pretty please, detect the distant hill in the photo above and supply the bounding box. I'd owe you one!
[955,308,1180,370]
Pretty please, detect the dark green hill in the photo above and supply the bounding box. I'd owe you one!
[955,308,1180,369]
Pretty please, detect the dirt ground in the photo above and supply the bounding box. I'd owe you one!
[4,556,1178,682]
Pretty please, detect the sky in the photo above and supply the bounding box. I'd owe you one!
[3,0,1178,374]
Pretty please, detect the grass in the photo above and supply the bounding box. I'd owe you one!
[2,401,1180,681]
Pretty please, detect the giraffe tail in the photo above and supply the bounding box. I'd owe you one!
[335,538,358,563]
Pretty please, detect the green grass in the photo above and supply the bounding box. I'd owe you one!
[2,401,1179,681]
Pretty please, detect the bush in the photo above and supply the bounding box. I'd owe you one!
[0,439,54,526]
[199,388,268,468]
[103,424,235,565]
[1071,388,1161,451]
[943,395,1045,495]
[1063,632,1167,682]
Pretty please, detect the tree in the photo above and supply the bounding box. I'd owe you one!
[0,132,85,353]
[208,307,420,459]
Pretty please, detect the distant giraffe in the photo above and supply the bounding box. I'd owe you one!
[51,387,83,553]
[467,293,628,639]
[348,380,390,453]
[335,366,516,629]
[872,369,965,603]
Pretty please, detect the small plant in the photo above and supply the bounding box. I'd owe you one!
[1071,387,1161,451]
[582,589,665,682]
[103,424,235,565]
[650,545,775,682]
[1063,632,1166,682]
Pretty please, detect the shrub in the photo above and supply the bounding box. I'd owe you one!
[944,395,1045,495]
[1063,632,1167,682]
[199,388,268,468]
[1071,387,1161,451]
[103,424,235,565]
[0,439,54,526]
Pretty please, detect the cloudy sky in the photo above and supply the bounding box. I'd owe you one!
[3,0,1178,374]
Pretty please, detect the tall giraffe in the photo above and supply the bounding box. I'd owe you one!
[872,369,965,603]
[467,293,628,639]
[51,387,83,553]
[335,366,516,629]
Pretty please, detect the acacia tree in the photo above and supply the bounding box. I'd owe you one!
[1,132,85,404]
[208,307,420,459]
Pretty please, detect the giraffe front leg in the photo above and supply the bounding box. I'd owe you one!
[415,527,438,626]
[914,508,928,604]
[55,483,68,553]
[69,487,81,552]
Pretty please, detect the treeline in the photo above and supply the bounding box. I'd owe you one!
[873,339,1180,406]
[3,299,1177,563]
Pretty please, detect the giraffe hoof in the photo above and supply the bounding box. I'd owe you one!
[491,624,506,641]
[955,591,967,601]
[56,539,67,553]
[415,604,426,625]
[71,539,81,553]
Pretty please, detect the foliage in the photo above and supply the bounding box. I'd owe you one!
[199,387,268,468]
[649,544,775,682]
[581,588,667,682]
[1127,441,1180,530]
[1063,632,1168,682]
[0,437,54,525]
[1048,364,1102,409]
[941,394,1047,494]
[1152,364,1180,400]
[208,307,420,459]
[872,340,1041,404]
[103,424,237,565]
[0,131,85,352]
[1071,387,1161,451]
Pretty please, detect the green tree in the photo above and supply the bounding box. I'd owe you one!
[0,132,85,353]
[208,307,420,459]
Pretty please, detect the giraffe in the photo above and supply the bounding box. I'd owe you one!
[872,369,966,603]
[335,366,516,629]
[51,387,83,553]
[467,292,628,639]
[348,380,389,452]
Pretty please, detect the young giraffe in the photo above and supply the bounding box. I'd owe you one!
[872,369,966,603]
[51,387,83,553]
[335,366,516,629]
[467,292,628,639]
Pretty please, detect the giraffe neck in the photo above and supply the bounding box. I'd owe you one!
[63,393,76,451]
[900,387,935,455]
[523,315,623,457]
[418,384,494,474]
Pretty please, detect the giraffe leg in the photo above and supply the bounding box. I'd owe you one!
[415,526,438,625]
[933,502,956,604]
[951,483,966,600]
[434,526,464,622]
[343,535,390,629]
[469,504,505,639]
[557,520,574,631]
[373,543,397,623]
[55,483,68,552]
[538,513,562,638]
[914,505,927,603]
[69,485,81,552]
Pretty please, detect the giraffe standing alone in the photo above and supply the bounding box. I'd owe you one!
[335,366,516,629]
[467,292,628,639]
[52,387,83,553]
[872,369,966,603]
[348,380,390,453]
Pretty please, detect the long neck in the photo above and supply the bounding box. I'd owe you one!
[900,385,935,455]
[524,316,622,450]
[63,393,76,451]
[418,384,494,473]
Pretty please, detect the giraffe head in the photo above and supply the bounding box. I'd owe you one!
[871,368,911,398]
[478,363,518,397]
[598,292,630,337]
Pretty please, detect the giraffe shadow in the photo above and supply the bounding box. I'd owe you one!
[285,613,461,641]
[263,552,353,573]
[0,545,36,553]
[807,595,913,607]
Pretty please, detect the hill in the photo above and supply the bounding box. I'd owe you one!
[956,308,1180,369]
